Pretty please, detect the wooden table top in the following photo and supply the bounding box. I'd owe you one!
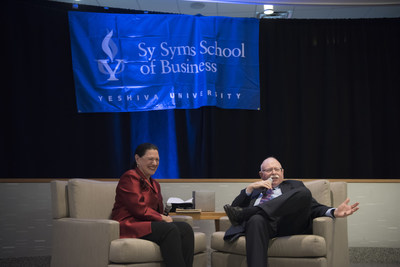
[170,211,226,220]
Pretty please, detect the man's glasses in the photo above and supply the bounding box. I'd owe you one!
[262,167,282,173]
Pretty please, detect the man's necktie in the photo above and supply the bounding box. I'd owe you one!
[259,189,274,204]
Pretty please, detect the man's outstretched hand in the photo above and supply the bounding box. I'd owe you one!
[334,198,359,218]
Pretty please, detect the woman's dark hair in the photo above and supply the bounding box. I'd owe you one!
[131,143,159,169]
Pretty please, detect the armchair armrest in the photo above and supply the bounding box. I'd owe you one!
[313,217,334,266]
[312,216,333,239]
[218,216,231,232]
[51,218,120,267]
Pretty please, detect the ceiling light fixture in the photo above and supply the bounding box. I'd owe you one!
[263,4,274,15]
[257,4,291,19]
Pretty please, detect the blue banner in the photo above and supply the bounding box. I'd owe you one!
[68,12,260,112]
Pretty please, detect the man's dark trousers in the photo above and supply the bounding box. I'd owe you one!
[245,187,313,267]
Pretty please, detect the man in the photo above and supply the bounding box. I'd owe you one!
[223,157,359,267]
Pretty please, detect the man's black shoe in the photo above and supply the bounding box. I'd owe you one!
[223,204,244,226]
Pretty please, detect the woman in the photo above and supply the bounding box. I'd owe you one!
[111,143,194,267]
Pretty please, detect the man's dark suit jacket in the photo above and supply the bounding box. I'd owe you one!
[224,179,332,242]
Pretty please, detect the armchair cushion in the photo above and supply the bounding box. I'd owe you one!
[211,231,326,257]
[268,235,326,257]
[304,179,331,206]
[110,238,163,263]
[68,179,117,219]
[110,232,206,263]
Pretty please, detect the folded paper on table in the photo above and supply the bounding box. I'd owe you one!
[167,197,194,212]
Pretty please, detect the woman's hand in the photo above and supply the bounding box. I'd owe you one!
[161,214,173,222]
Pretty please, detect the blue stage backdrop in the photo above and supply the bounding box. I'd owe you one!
[68,12,260,113]
[129,110,179,179]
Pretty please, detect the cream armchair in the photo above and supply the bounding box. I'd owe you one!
[50,179,207,267]
[211,180,349,267]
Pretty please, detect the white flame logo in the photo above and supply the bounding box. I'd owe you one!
[97,30,125,81]
[102,30,118,62]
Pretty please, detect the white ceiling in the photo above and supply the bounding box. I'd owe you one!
[52,0,400,18]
